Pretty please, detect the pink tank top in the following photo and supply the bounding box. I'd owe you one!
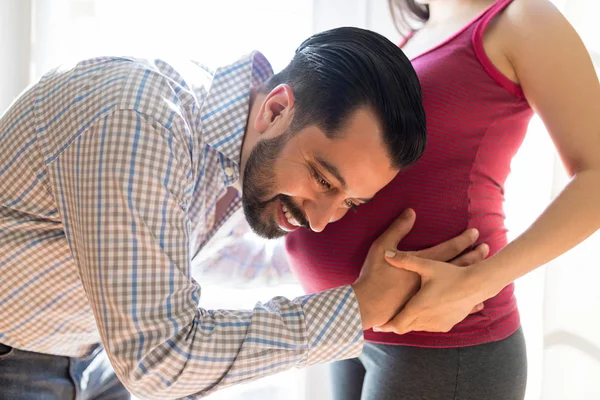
[285,0,534,347]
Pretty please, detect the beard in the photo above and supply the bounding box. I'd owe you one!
[241,131,310,239]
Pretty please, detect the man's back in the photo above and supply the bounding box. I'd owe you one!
[0,57,209,357]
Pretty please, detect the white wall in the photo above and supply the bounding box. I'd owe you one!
[311,0,399,42]
[0,0,31,113]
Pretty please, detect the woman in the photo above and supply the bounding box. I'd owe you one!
[285,0,600,399]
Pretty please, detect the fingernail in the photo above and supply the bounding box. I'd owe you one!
[470,229,479,239]
[402,208,414,218]
[385,250,397,258]
[372,326,382,332]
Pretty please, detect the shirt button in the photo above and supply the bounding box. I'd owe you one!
[224,167,234,177]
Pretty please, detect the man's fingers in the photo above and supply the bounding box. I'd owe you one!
[374,307,418,334]
[384,251,430,276]
[415,228,479,262]
[376,208,416,249]
[469,303,485,314]
[450,243,489,267]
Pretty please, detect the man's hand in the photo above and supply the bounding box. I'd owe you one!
[351,209,488,330]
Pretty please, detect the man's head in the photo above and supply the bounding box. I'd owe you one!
[240,27,426,239]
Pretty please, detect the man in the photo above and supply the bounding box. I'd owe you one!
[0,27,480,399]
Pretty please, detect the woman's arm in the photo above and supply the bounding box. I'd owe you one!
[377,0,600,334]
[475,0,600,292]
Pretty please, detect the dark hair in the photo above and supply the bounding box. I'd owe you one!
[261,27,426,169]
[388,0,430,36]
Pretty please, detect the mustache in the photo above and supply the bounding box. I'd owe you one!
[268,194,310,229]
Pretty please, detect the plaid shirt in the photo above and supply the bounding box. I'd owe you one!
[0,52,363,398]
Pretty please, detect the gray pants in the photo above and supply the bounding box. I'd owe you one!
[331,326,527,400]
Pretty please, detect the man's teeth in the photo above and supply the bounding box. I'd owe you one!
[282,204,301,226]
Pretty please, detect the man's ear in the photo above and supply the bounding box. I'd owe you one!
[254,84,295,136]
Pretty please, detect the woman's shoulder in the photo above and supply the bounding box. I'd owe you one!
[498,0,572,48]
[483,0,573,84]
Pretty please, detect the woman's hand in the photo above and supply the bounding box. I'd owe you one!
[373,252,496,334]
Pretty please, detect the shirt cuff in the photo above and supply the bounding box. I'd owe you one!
[299,285,364,366]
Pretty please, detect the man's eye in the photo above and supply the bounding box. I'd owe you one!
[318,178,331,189]
[313,172,331,190]
[345,199,358,209]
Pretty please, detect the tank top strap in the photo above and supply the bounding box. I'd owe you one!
[475,0,515,36]
[403,1,504,61]
[398,30,415,48]
[472,0,523,97]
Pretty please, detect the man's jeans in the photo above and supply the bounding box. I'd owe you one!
[0,342,130,400]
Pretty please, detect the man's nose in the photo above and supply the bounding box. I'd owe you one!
[304,196,339,233]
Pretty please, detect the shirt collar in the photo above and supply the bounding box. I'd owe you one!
[200,51,273,186]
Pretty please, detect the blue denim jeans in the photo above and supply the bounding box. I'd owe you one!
[0,342,130,400]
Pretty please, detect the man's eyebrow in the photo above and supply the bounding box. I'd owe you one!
[315,155,347,189]
[314,156,374,203]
